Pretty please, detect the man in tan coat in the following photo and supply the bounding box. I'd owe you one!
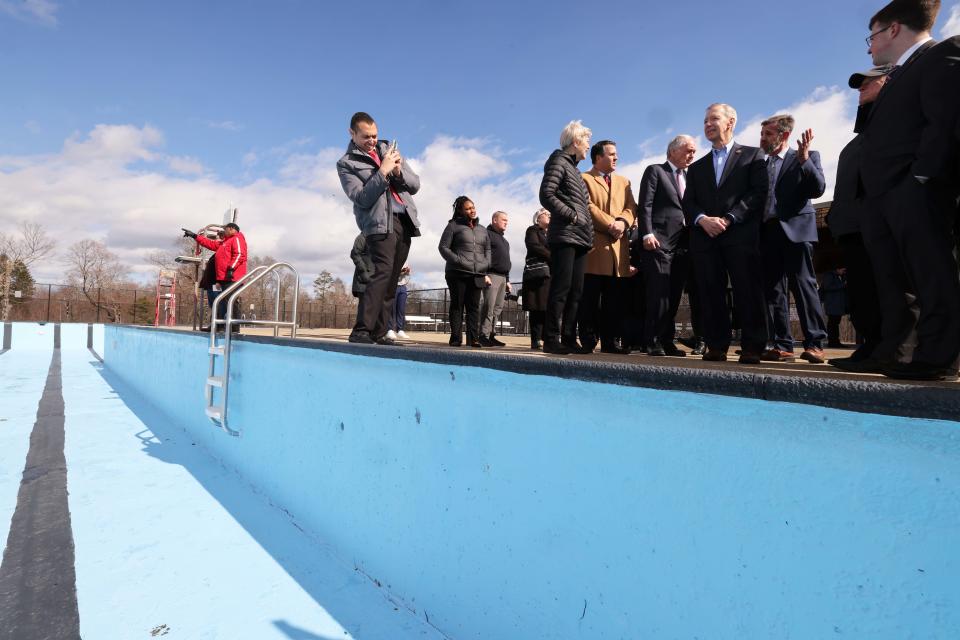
[578,140,637,353]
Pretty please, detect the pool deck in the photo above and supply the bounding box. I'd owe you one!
[0,324,446,640]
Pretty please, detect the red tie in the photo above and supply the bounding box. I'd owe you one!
[368,150,405,205]
[675,168,685,200]
[604,174,611,187]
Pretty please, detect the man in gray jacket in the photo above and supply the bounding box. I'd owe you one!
[337,112,422,345]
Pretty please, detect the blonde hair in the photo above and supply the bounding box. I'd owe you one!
[559,120,592,149]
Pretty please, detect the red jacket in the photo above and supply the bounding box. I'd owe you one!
[196,232,247,281]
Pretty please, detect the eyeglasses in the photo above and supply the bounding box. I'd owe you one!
[865,24,893,45]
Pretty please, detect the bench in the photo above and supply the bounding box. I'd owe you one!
[404,315,440,331]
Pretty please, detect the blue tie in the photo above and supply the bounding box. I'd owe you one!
[713,148,726,185]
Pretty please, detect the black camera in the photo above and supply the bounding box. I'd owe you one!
[504,291,520,302]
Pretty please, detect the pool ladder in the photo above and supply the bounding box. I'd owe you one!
[205,262,300,436]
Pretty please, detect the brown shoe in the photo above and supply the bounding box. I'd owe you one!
[800,348,826,364]
[761,349,797,362]
[739,351,762,364]
[702,348,728,362]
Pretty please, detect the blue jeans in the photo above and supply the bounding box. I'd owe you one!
[389,285,408,331]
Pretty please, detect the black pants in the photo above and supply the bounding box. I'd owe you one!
[528,310,545,346]
[545,244,589,345]
[577,274,628,349]
[836,233,882,357]
[212,280,240,324]
[761,221,827,351]
[861,177,960,367]
[827,315,842,345]
[446,274,483,342]
[354,216,412,339]
[683,254,704,339]
[641,248,691,346]
[692,242,767,353]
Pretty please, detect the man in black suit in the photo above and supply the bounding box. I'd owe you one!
[682,103,769,363]
[637,134,699,356]
[859,0,960,380]
[757,115,828,364]
[827,65,898,370]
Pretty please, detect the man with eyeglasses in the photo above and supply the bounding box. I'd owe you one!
[857,0,960,380]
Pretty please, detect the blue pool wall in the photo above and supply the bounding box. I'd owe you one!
[102,325,960,640]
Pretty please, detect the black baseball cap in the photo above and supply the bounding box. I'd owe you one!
[224,222,240,231]
[848,64,895,88]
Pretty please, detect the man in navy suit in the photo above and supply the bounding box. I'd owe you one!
[757,115,828,364]
[637,134,699,356]
[682,103,769,363]
[858,0,960,380]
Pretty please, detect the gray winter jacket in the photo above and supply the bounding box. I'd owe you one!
[538,149,593,248]
[438,216,491,277]
[337,140,422,238]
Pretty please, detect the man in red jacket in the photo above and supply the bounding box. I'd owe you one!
[184,222,248,329]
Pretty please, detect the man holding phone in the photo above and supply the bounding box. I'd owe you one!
[337,112,422,345]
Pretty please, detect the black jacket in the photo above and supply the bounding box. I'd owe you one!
[486,225,511,277]
[350,233,374,295]
[438,216,491,277]
[860,37,960,197]
[638,162,687,252]
[682,143,768,251]
[539,149,593,248]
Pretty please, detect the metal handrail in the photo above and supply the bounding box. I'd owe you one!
[206,262,300,436]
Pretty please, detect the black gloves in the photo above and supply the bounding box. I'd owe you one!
[182,228,197,239]
[226,268,234,281]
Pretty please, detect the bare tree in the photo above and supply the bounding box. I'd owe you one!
[63,239,130,322]
[0,221,56,321]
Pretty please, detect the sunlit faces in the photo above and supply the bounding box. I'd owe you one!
[349,121,379,153]
[462,200,477,219]
[667,140,696,170]
[492,212,508,232]
[595,144,618,174]
[704,107,735,146]
[573,136,592,162]
[867,21,898,66]
[759,122,790,155]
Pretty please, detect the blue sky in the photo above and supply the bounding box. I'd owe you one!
[2,0,959,286]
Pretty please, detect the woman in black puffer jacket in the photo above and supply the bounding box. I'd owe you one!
[438,196,492,347]
[538,120,593,354]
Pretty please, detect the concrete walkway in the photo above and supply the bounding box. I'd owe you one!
[0,324,446,640]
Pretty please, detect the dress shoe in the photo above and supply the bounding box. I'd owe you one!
[348,331,375,344]
[828,356,886,373]
[449,336,463,347]
[761,348,797,362]
[800,348,826,364]
[882,361,959,381]
[662,343,687,357]
[478,336,494,347]
[542,341,572,355]
[488,336,506,347]
[702,348,728,362]
[739,351,762,364]
[646,343,666,356]
[601,344,632,355]
[376,335,402,346]
[469,340,483,349]
[530,341,542,351]
[827,340,845,348]
[565,340,593,354]
[690,338,706,356]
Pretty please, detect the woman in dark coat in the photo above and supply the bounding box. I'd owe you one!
[538,119,593,354]
[438,195,492,347]
[522,208,551,349]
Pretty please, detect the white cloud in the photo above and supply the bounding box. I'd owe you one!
[940,2,960,37]
[0,0,58,26]
[0,85,856,291]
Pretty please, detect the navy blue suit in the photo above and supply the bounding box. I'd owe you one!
[682,143,769,353]
[761,149,828,351]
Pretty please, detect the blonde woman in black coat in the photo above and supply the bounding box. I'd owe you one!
[522,208,551,349]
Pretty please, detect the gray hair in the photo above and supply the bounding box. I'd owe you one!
[559,120,592,149]
[706,103,738,124]
[533,208,549,224]
[492,210,508,222]
[761,114,795,136]
[667,135,696,155]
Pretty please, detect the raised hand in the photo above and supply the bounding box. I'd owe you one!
[796,128,814,163]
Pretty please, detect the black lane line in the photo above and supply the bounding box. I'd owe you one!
[0,349,81,640]
[0,323,10,355]
[86,324,102,363]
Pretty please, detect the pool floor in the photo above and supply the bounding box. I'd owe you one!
[0,326,444,640]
